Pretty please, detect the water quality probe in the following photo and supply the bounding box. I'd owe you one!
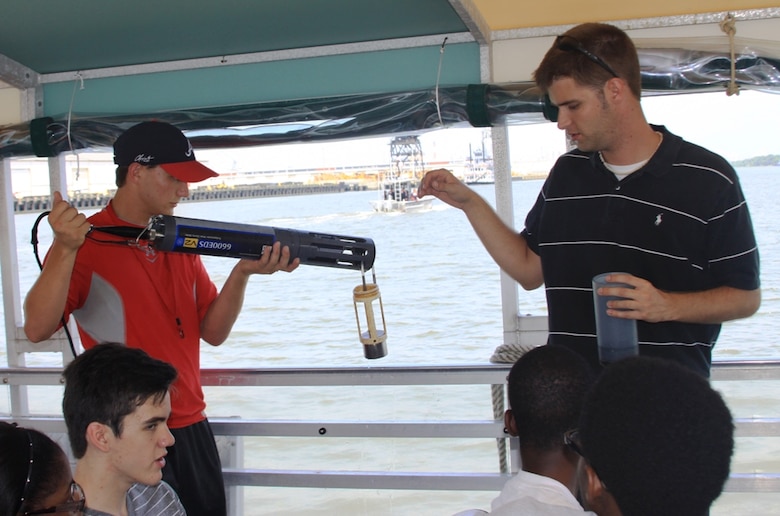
[93,215,376,271]
[102,215,387,358]
[34,211,385,358]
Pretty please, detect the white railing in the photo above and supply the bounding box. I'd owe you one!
[2,361,780,513]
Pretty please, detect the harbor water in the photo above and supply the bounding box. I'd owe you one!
[3,168,780,514]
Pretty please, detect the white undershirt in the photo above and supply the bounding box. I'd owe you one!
[600,131,662,181]
[600,156,648,180]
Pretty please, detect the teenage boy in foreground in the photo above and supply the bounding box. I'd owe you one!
[62,343,186,516]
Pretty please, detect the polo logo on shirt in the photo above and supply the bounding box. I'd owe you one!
[654,213,663,226]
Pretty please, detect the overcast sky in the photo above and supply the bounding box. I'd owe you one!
[199,88,778,174]
[642,89,778,162]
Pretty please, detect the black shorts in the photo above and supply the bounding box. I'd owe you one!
[163,419,227,516]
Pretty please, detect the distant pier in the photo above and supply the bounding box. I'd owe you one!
[13,182,366,213]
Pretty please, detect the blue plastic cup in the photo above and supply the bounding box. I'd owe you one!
[592,273,638,365]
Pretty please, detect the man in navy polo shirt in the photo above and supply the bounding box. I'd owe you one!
[419,22,760,377]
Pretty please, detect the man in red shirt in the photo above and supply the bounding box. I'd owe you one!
[24,121,300,516]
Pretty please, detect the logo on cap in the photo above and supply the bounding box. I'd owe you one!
[134,154,155,164]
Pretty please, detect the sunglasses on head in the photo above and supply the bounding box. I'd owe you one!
[555,34,619,78]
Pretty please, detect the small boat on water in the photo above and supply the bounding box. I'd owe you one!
[370,135,434,212]
[369,180,434,212]
[464,164,494,185]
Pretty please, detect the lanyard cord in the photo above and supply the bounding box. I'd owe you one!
[30,213,161,357]
[31,211,78,358]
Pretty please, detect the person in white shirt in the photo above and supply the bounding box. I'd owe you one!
[454,345,595,515]
[489,345,595,515]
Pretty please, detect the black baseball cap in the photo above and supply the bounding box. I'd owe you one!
[113,121,218,183]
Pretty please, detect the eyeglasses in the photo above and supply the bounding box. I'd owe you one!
[555,35,619,78]
[563,428,584,457]
[22,481,86,515]
[564,428,609,491]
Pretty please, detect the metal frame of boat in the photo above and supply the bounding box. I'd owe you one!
[3,1,780,513]
[1,362,779,515]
